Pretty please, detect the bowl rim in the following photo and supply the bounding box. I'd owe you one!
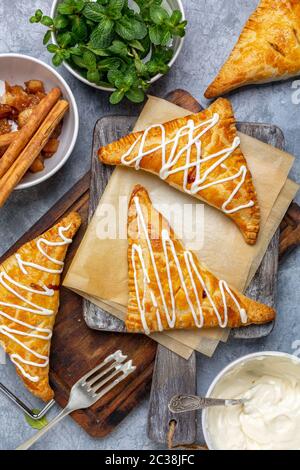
[0,52,79,190]
[50,0,186,92]
[201,351,300,450]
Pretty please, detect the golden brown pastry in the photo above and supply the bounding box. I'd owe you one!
[0,212,81,401]
[126,185,275,334]
[205,0,300,99]
[98,98,260,245]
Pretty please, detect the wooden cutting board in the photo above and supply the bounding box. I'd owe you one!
[0,172,157,438]
[0,90,299,440]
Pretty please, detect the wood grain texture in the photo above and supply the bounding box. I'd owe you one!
[83,117,134,333]
[148,346,197,446]
[0,172,157,438]
[280,202,300,260]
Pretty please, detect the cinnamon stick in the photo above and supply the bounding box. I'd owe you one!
[0,87,61,179]
[0,99,69,207]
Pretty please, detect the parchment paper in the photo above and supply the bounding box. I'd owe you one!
[64,96,298,359]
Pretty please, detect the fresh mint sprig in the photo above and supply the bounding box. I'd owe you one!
[30,0,187,104]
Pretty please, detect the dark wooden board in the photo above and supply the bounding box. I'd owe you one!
[1,89,299,443]
[0,175,157,439]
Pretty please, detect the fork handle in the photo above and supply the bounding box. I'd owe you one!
[169,395,234,413]
[16,407,72,450]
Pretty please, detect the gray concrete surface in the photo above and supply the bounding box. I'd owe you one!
[0,0,300,450]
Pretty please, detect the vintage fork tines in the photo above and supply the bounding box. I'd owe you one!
[16,350,136,450]
[0,350,134,422]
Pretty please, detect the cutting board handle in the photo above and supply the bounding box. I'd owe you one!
[147,90,203,446]
[280,202,300,259]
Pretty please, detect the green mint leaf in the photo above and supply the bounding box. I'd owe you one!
[97,57,124,71]
[47,43,58,53]
[84,45,110,57]
[134,56,148,76]
[149,5,169,25]
[41,15,53,27]
[160,28,172,46]
[83,3,105,22]
[137,35,151,59]
[116,16,147,41]
[169,10,182,26]
[25,410,48,431]
[135,0,163,10]
[172,21,188,38]
[108,39,129,58]
[71,16,88,42]
[56,31,74,48]
[107,0,125,20]
[43,30,52,45]
[129,40,145,53]
[82,50,97,69]
[73,0,85,13]
[57,2,75,15]
[69,46,82,56]
[97,0,109,4]
[147,59,169,76]
[52,53,64,67]
[122,72,135,89]
[90,18,114,48]
[125,87,145,103]
[87,69,101,83]
[72,54,88,69]
[152,45,173,63]
[107,68,123,86]
[54,15,69,30]
[35,9,43,21]
[110,89,125,104]
[149,25,163,45]
[61,49,71,60]
[29,16,38,24]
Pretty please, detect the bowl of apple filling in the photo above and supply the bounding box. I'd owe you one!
[0,53,78,190]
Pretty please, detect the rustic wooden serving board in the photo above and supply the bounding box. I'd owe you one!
[0,90,299,442]
[0,173,157,438]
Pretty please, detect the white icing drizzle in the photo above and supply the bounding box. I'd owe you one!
[0,225,72,383]
[121,115,254,215]
[132,197,247,334]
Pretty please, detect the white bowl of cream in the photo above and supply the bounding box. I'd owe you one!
[202,352,300,450]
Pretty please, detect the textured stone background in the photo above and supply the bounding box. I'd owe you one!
[0,0,300,450]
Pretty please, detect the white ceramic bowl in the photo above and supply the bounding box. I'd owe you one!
[0,53,79,190]
[202,351,300,450]
[50,0,185,91]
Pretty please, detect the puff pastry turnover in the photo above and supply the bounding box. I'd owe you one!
[98,98,260,245]
[126,185,275,334]
[205,0,300,99]
[0,212,81,401]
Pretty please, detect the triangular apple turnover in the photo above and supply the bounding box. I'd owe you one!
[0,212,81,401]
[126,185,275,334]
[205,0,300,98]
[98,98,260,245]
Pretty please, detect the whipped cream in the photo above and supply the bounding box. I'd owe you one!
[206,355,300,450]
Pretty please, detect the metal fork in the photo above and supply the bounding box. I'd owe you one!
[16,350,135,450]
